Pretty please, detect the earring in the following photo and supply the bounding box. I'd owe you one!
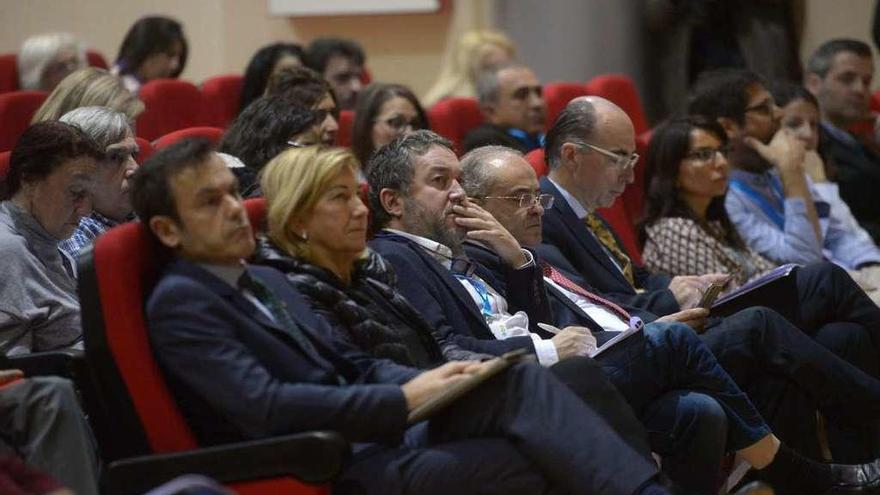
[297,230,309,242]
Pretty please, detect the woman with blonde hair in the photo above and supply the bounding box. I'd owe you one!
[31,67,144,124]
[422,29,515,107]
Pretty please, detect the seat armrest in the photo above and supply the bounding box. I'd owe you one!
[0,349,85,378]
[101,430,350,495]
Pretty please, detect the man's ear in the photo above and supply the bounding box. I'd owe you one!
[558,142,579,170]
[717,117,741,139]
[805,73,822,96]
[480,101,497,122]
[379,188,404,220]
[149,215,182,250]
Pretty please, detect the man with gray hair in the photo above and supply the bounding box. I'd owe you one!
[461,63,546,153]
[58,106,139,265]
[806,38,880,242]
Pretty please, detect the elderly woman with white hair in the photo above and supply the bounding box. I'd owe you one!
[17,32,87,92]
[58,106,139,264]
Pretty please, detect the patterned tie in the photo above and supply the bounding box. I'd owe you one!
[238,272,320,357]
[540,260,631,324]
[584,212,635,287]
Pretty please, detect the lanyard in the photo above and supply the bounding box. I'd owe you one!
[728,175,785,229]
[507,128,545,150]
[454,274,494,318]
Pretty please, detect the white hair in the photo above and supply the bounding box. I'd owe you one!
[17,32,86,90]
[60,106,130,149]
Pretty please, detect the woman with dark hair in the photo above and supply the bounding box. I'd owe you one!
[112,16,188,94]
[219,94,319,197]
[239,42,304,115]
[0,121,103,354]
[351,83,428,171]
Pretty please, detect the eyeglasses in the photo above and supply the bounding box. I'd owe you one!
[377,114,422,132]
[685,146,731,163]
[573,142,639,171]
[744,100,776,116]
[313,107,341,123]
[482,193,554,209]
[287,140,315,148]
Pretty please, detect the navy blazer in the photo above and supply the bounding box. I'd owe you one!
[368,232,536,358]
[539,177,680,315]
[147,259,418,447]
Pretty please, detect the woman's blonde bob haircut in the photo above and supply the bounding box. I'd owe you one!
[261,146,361,260]
[32,67,145,123]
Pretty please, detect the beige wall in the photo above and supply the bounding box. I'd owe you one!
[800,0,879,83]
[0,0,491,96]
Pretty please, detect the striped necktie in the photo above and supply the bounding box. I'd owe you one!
[539,260,631,324]
[584,212,635,287]
[238,272,320,357]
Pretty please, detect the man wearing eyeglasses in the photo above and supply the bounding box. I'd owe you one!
[462,63,546,154]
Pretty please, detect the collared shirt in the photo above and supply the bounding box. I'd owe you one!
[59,212,124,276]
[821,121,859,147]
[199,261,277,323]
[386,229,559,366]
[544,277,630,332]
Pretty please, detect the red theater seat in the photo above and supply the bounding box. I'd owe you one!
[428,97,483,154]
[136,79,206,141]
[0,90,47,152]
[544,82,588,129]
[202,74,244,128]
[525,148,547,177]
[0,53,18,94]
[597,199,643,265]
[0,150,10,181]
[336,110,354,148]
[585,74,649,136]
[77,199,348,494]
[86,50,109,70]
[134,137,154,164]
[152,126,225,150]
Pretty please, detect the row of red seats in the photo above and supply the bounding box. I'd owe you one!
[0,50,110,94]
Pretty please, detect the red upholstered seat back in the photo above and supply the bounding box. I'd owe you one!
[86,50,109,70]
[597,199,643,265]
[0,54,19,94]
[0,150,10,181]
[335,110,355,148]
[525,148,547,177]
[0,90,47,152]
[620,130,652,225]
[134,137,154,164]
[585,74,649,136]
[544,82,588,129]
[428,97,484,154]
[245,197,268,233]
[152,126,225,151]
[136,79,206,141]
[202,75,244,128]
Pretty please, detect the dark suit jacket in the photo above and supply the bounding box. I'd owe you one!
[368,232,537,358]
[147,259,418,447]
[539,177,680,315]
[461,123,539,154]
[819,126,880,242]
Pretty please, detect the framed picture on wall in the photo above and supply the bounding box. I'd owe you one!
[268,0,441,16]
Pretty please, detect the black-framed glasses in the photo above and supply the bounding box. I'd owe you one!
[573,142,639,171]
[377,114,422,132]
[685,146,731,163]
[482,193,554,209]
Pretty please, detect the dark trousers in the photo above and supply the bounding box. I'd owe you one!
[337,362,659,495]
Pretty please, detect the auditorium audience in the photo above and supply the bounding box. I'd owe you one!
[16,33,86,92]
[112,16,188,94]
[31,67,144,124]
[422,29,516,107]
[130,137,676,495]
[57,107,138,264]
[266,66,339,146]
[806,39,880,243]
[462,63,546,153]
[0,121,102,354]
[218,95,319,197]
[305,37,365,110]
[238,42,304,115]
[351,83,428,172]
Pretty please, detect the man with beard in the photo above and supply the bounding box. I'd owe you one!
[462,63,546,154]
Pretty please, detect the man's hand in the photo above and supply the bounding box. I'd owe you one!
[401,361,484,411]
[656,308,710,332]
[452,203,529,267]
[551,326,597,360]
[668,276,704,309]
[0,369,23,386]
[804,150,827,183]
[744,128,806,175]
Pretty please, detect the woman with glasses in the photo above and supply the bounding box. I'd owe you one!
[351,83,429,173]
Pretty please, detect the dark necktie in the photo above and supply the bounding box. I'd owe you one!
[539,260,631,324]
[584,212,635,287]
[238,272,320,357]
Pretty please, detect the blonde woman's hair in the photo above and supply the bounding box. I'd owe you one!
[261,146,360,261]
[32,67,144,123]
[18,32,86,90]
[422,29,515,107]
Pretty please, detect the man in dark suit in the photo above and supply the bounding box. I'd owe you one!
[129,138,681,495]
[461,63,546,154]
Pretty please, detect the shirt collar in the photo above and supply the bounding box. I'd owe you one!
[385,228,455,268]
[822,121,859,146]
[198,261,247,289]
[547,176,589,220]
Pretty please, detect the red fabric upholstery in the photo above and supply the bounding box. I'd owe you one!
[360,67,372,85]
[428,97,484,155]
[245,197,268,232]
[620,130,652,225]
[152,126,225,150]
[136,79,206,141]
[202,75,244,128]
[0,91,47,152]
[543,82,588,130]
[597,199,643,265]
[0,151,10,181]
[134,137,154,164]
[0,54,18,94]
[525,149,547,177]
[584,74,649,136]
[335,110,355,148]
[86,50,109,70]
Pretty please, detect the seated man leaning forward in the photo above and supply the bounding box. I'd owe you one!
[131,137,677,495]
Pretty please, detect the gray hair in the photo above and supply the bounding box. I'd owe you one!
[460,145,523,198]
[544,98,597,171]
[806,38,872,78]
[367,129,454,230]
[59,106,131,149]
[475,62,526,105]
[18,33,85,90]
